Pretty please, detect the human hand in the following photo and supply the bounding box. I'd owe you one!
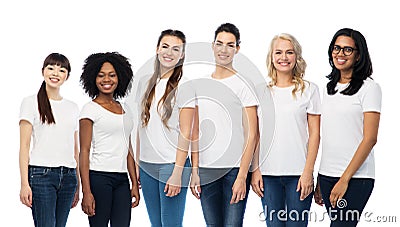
[297,172,314,201]
[330,179,348,208]
[131,186,140,208]
[164,172,182,197]
[190,170,201,199]
[20,185,32,208]
[230,177,247,204]
[81,193,95,216]
[250,169,264,198]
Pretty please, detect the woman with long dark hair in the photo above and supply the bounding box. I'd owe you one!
[137,29,195,226]
[19,53,80,227]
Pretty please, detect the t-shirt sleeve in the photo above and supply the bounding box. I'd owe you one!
[79,102,97,122]
[307,83,322,115]
[239,80,259,108]
[72,102,80,131]
[361,81,382,113]
[177,80,196,108]
[19,96,35,124]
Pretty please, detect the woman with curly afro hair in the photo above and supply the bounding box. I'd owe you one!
[79,52,140,226]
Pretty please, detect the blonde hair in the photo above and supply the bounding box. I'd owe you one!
[266,33,307,98]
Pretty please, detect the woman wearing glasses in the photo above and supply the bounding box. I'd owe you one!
[190,23,258,226]
[314,28,381,226]
[251,33,321,226]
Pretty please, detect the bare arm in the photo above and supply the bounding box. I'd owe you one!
[298,114,320,200]
[165,107,195,197]
[250,118,264,198]
[19,120,33,207]
[127,137,140,207]
[190,106,201,199]
[330,112,380,207]
[135,129,141,187]
[79,118,95,216]
[71,131,80,208]
[231,106,258,204]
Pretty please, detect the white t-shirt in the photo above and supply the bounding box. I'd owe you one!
[258,82,321,175]
[193,74,259,168]
[19,95,79,168]
[137,76,196,163]
[319,78,382,179]
[79,101,134,173]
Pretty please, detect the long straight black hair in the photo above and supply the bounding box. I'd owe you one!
[37,53,71,124]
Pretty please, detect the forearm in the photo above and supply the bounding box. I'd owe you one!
[341,112,379,182]
[250,129,260,172]
[79,150,91,194]
[127,152,138,186]
[340,139,376,182]
[303,134,319,175]
[238,133,257,179]
[19,146,30,187]
[238,106,257,179]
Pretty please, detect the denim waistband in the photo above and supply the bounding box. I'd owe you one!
[29,165,76,173]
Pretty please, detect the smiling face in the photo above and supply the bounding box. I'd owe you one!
[96,62,118,96]
[332,35,359,75]
[43,64,68,89]
[157,35,184,70]
[212,31,239,67]
[272,38,296,76]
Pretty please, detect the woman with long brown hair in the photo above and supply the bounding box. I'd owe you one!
[136,29,195,226]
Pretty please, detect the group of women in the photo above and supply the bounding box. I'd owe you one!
[18,23,381,227]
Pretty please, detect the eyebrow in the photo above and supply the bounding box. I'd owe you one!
[215,40,236,45]
[161,42,182,48]
[274,48,294,52]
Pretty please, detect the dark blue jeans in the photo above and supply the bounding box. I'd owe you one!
[199,168,251,227]
[29,165,77,227]
[318,174,374,227]
[261,176,312,227]
[140,159,191,227]
[88,170,132,227]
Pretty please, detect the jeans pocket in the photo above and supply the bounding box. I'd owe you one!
[29,166,50,178]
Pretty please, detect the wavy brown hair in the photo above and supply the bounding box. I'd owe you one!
[141,29,186,129]
[37,53,71,124]
[266,33,307,98]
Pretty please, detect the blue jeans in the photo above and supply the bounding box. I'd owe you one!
[88,170,132,227]
[29,165,77,227]
[199,168,251,227]
[140,158,191,227]
[261,176,313,227]
[318,174,374,227]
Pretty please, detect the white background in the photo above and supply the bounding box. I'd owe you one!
[1,0,399,226]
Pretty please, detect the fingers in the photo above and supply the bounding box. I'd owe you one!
[71,192,80,208]
[81,198,95,216]
[190,185,201,199]
[251,181,264,198]
[230,190,246,204]
[20,193,32,207]
[164,184,181,197]
[330,194,342,208]
[131,195,139,208]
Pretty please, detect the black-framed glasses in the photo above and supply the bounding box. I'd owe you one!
[332,45,357,56]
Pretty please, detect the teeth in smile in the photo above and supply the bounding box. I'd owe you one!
[102,84,112,89]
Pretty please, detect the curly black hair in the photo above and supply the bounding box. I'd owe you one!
[80,52,133,99]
